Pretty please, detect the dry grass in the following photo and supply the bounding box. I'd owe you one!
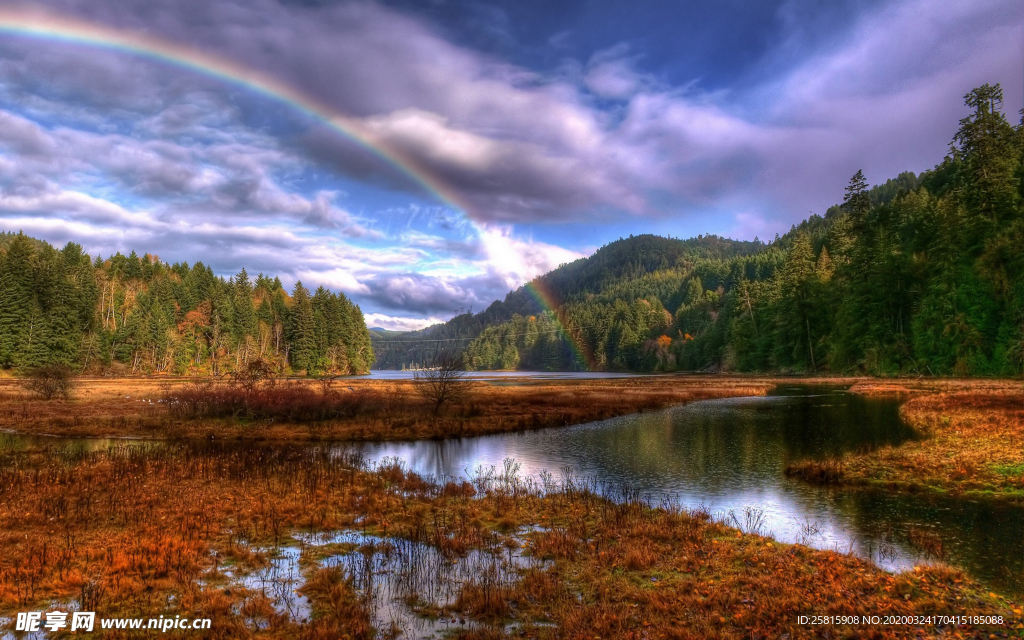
[0,375,776,441]
[0,442,1016,639]
[788,379,1024,499]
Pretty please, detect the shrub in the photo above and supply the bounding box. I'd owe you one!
[23,364,76,400]
[231,358,277,395]
[164,382,370,422]
[414,351,471,415]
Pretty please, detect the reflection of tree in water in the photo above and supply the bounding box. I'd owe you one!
[349,390,1019,596]
[353,392,913,492]
[827,490,1024,596]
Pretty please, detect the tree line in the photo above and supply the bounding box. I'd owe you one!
[0,236,374,376]
[436,83,1024,376]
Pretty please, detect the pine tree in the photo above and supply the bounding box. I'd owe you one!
[953,83,1018,233]
[288,282,316,374]
[0,235,34,367]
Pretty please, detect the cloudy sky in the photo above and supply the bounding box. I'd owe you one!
[0,0,1020,330]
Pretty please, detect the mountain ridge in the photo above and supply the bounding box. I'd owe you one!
[374,83,1024,376]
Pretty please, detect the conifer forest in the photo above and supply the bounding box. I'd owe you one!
[0,236,374,375]
[377,84,1024,378]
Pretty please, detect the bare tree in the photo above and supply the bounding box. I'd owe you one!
[414,351,470,415]
[24,364,76,400]
[231,358,277,396]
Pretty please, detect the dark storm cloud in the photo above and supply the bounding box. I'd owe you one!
[0,0,1021,326]
[357,270,512,316]
[4,0,1021,229]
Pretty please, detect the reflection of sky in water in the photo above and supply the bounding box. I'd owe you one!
[2,386,1022,595]
[350,390,1024,591]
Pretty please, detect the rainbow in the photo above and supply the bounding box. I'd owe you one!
[0,7,473,217]
[0,8,594,369]
[524,280,596,370]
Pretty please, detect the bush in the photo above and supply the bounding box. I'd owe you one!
[414,351,471,415]
[24,364,76,400]
[164,382,370,422]
[231,358,277,395]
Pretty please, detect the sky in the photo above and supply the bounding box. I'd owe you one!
[0,0,1020,330]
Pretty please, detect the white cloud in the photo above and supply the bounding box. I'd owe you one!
[363,312,446,332]
[0,0,1020,326]
[294,267,370,295]
[477,224,585,288]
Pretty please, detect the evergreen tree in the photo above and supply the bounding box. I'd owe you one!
[0,234,34,367]
[288,282,316,374]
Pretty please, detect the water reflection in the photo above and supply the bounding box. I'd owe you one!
[2,386,1022,595]
[349,386,1024,594]
[364,370,643,381]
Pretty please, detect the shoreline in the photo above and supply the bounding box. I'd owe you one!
[0,375,776,441]
[786,381,1024,501]
[0,441,1016,639]
[3,375,1022,501]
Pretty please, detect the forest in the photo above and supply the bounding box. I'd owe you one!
[0,236,374,375]
[376,83,1024,377]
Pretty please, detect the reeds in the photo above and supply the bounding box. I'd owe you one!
[0,442,1013,639]
[0,376,776,441]
[784,457,845,484]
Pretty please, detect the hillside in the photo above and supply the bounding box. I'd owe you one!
[370,234,764,369]
[376,83,1024,376]
[0,234,374,375]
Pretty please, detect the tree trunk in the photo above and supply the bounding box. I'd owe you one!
[806,316,816,371]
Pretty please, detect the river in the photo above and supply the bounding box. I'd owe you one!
[348,384,1024,594]
[4,383,1022,594]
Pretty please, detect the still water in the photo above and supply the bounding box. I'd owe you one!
[3,384,1021,594]
[349,385,1024,594]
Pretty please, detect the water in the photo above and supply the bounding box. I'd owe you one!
[349,385,1024,594]
[3,384,1022,597]
[200,530,541,638]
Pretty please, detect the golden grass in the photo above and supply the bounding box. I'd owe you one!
[788,379,1024,499]
[0,375,776,441]
[0,442,1016,639]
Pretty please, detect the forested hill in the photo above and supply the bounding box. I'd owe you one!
[0,235,374,375]
[376,83,1024,377]
[371,234,765,369]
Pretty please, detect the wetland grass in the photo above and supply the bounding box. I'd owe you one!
[788,383,1024,499]
[0,376,774,441]
[0,442,1017,639]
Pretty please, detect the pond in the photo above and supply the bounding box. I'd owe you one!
[349,385,1024,595]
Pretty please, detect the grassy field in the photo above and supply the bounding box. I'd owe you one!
[786,379,1024,499]
[0,442,1017,639]
[0,375,776,441]
[2,374,1023,637]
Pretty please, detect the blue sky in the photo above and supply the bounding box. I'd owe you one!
[0,0,1020,329]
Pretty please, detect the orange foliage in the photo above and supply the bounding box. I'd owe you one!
[0,435,1015,638]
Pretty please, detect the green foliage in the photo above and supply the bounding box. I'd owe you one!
[379,83,1024,377]
[0,236,374,376]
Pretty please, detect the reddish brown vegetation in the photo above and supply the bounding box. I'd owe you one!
[0,442,1016,639]
[790,382,1024,498]
[165,380,373,422]
[0,375,774,441]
